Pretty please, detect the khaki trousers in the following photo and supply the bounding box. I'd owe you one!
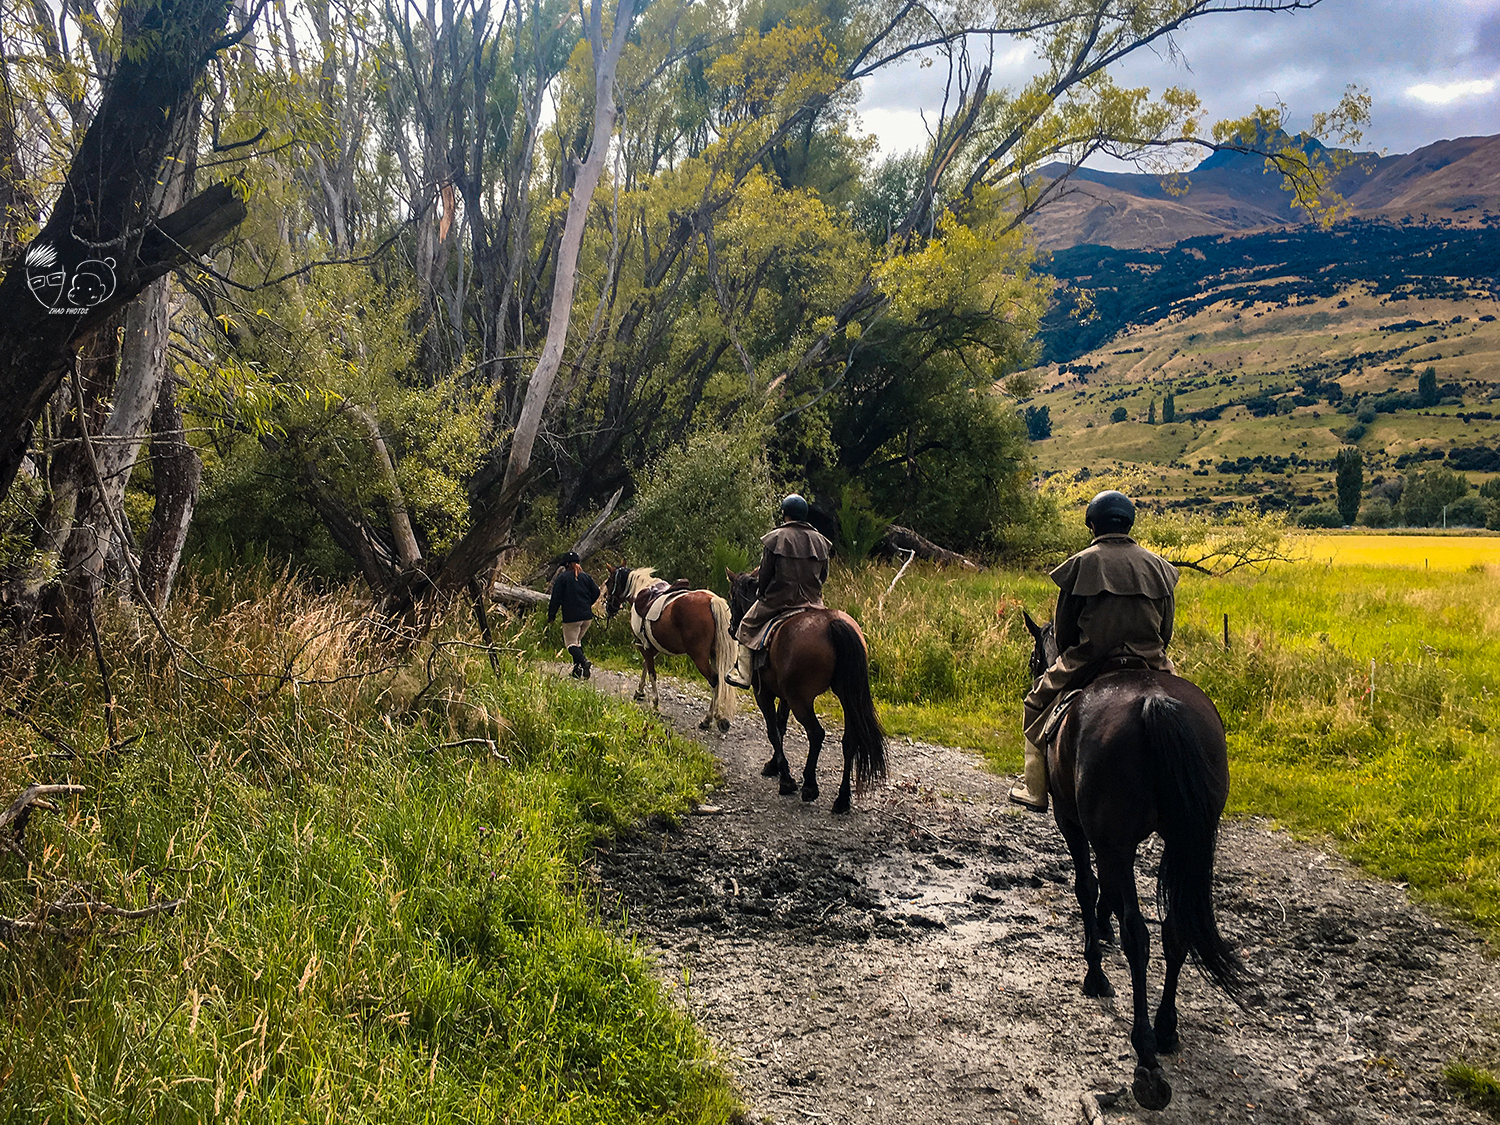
[562,619,591,647]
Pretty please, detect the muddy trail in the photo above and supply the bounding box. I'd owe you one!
[580,669,1500,1125]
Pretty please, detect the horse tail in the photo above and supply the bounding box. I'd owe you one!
[828,617,886,787]
[1142,692,1251,1000]
[709,593,736,720]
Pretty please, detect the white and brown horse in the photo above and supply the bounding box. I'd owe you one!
[604,565,737,731]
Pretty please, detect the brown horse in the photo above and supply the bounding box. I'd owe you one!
[604,565,736,731]
[726,569,886,813]
[1022,610,1250,1111]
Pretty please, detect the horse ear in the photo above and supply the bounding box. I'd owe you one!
[1021,609,1043,639]
[725,567,737,582]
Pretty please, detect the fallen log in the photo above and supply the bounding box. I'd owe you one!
[877,525,982,571]
[490,583,550,609]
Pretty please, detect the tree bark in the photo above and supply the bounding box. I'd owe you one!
[433,0,635,593]
[0,0,248,503]
[877,525,982,571]
[139,376,201,609]
[349,405,421,568]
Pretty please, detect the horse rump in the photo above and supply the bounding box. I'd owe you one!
[1141,692,1252,1000]
[827,617,886,786]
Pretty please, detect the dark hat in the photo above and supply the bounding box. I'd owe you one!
[1085,490,1135,533]
[560,551,582,565]
[779,494,809,522]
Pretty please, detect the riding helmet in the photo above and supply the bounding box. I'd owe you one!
[1084,490,1135,534]
[779,493,810,522]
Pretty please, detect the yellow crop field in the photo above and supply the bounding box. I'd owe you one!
[1295,533,1500,570]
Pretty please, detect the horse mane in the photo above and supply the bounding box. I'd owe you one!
[624,567,660,599]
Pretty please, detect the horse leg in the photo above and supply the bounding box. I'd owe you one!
[789,699,824,804]
[774,698,797,796]
[1099,849,1172,1111]
[646,649,660,711]
[1154,911,1187,1055]
[1057,815,1112,998]
[633,646,649,702]
[755,686,791,786]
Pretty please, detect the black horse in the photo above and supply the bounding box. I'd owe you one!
[726,570,885,813]
[1022,610,1250,1111]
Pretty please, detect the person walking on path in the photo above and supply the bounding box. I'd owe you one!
[725,494,832,690]
[548,551,601,678]
[1010,490,1179,811]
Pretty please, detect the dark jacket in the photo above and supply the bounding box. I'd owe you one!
[548,568,600,624]
[757,521,831,610]
[1049,533,1178,665]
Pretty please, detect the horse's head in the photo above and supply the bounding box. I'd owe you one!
[725,568,759,632]
[604,563,631,619]
[1021,609,1057,685]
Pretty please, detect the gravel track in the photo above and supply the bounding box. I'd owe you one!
[582,668,1500,1125]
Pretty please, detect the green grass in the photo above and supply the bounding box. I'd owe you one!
[0,571,737,1124]
[1446,1061,1500,1120]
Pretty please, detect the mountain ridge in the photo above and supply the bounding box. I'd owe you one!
[1027,134,1500,251]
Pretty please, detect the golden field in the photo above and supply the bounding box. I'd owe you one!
[1294,532,1500,569]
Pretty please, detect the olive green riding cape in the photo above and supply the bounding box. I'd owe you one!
[1023,533,1178,747]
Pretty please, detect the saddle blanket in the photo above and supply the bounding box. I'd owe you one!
[749,606,817,652]
[632,586,695,651]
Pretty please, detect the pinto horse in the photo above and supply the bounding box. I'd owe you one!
[726,570,885,813]
[1022,610,1250,1111]
[604,566,736,731]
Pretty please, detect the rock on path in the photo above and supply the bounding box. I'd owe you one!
[581,668,1499,1125]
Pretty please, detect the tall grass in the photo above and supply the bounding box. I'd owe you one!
[0,567,736,1124]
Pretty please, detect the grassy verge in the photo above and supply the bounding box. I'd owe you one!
[0,570,736,1124]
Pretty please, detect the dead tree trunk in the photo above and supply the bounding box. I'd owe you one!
[0,0,248,504]
[139,375,201,609]
[434,0,635,593]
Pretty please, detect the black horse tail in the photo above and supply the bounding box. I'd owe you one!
[1142,693,1252,1000]
[828,617,887,787]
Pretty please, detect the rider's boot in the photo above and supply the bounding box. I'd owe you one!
[724,643,755,690]
[567,645,590,679]
[1008,738,1049,812]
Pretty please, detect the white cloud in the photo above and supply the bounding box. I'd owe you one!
[1405,76,1498,105]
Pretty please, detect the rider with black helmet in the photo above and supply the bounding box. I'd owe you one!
[725,494,831,689]
[1010,490,1180,811]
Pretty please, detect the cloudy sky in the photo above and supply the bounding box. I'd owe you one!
[857,0,1500,163]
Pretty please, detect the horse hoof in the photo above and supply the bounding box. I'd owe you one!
[698,717,713,730]
[1132,1066,1172,1111]
[761,759,780,778]
[633,691,646,702]
[717,719,730,732]
[801,785,819,803]
[831,795,851,814]
[1083,971,1114,999]
[779,777,798,797]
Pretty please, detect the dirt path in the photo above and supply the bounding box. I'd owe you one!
[583,669,1500,1125]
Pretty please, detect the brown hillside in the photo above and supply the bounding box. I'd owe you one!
[1026,135,1500,250]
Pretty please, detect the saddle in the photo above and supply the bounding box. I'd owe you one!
[1041,654,1156,747]
[631,579,694,650]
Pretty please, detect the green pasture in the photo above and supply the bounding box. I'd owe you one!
[0,571,735,1125]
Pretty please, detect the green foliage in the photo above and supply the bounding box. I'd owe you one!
[1447,1061,1500,1118]
[1147,399,1156,424]
[1334,446,1363,525]
[1447,495,1489,528]
[1022,404,1052,440]
[1419,366,1440,408]
[834,484,887,562]
[1400,467,1470,527]
[1110,406,1128,423]
[0,573,734,1123]
[1162,391,1176,424]
[1298,502,1344,528]
[1357,497,1394,528]
[627,423,777,588]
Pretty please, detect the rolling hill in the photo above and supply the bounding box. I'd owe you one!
[1026,134,1500,252]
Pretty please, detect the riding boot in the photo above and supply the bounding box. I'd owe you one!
[567,645,590,679]
[1008,738,1049,811]
[725,643,755,690]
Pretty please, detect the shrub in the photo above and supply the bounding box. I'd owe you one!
[1357,406,1377,424]
[1334,447,1362,525]
[835,484,888,561]
[1399,466,1470,526]
[1297,502,1345,528]
[1446,495,1489,528]
[1357,497,1394,527]
[1342,423,1367,442]
[1110,406,1128,423]
[1022,403,1052,440]
[628,423,777,589]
